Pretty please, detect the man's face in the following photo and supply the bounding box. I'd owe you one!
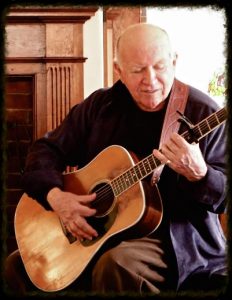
[115,40,177,112]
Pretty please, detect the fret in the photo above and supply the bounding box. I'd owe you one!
[182,107,226,142]
[115,176,125,195]
[117,180,124,196]
[143,158,151,174]
[111,179,120,196]
[134,165,142,180]
[148,155,157,170]
[124,170,134,187]
[155,157,161,169]
[151,155,160,169]
[119,174,127,191]
[218,108,226,122]
[207,116,216,128]
[121,173,129,190]
[111,180,120,196]
[196,124,203,137]
[205,119,211,132]
[198,121,209,136]
[134,170,140,181]
[128,170,136,185]
[214,112,220,124]
[139,160,147,177]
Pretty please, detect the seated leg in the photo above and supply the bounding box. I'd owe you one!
[4,249,36,295]
[91,236,177,294]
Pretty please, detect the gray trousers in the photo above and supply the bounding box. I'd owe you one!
[4,236,176,295]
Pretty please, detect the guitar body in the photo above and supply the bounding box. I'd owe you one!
[15,145,163,292]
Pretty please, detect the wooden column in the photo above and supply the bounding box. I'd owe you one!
[103,6,145,87]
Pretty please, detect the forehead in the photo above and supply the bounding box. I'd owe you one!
[122,43,171,67]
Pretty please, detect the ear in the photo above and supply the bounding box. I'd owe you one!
[173,52,178,67]
[114,61,122,77]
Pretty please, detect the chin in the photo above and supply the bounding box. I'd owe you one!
[138,104,158,112]
[142,99,164,111]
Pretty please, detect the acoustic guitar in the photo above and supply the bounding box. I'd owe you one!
[14,107,227,292]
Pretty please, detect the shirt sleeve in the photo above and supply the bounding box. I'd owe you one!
[20,87,111,209]
[177,119,227,214]
[21,102,90,209]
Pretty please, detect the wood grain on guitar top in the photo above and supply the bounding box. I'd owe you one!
[14,145,163,292]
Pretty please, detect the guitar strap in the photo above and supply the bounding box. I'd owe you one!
[151,78,189,185]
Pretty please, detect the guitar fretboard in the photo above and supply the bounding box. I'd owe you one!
[111,107,226,197]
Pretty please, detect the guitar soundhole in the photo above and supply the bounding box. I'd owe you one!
[83,182,117,246]
[90,182,115,217]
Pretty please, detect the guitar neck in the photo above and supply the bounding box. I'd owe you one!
[111,107,227,197]
[182,107,226,142]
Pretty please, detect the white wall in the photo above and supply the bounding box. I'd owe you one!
[83,8,104,98]
[146,7,226,107]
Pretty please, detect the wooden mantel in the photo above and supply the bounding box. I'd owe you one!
[5,6,98,138]
[6,7,98,23]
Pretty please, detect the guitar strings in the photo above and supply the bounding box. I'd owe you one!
[83,108,226,208]
[185,109,226,141]
[88,154,162,207]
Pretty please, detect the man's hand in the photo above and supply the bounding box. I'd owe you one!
[47,187,98,241]
[153,132,207,181]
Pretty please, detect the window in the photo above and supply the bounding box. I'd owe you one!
[146,7,226,107]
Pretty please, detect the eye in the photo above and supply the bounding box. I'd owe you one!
[155,63,167,72]
[131,68,143,74]
[156,64,165,70]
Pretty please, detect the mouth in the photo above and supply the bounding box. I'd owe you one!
[141,89,160,94]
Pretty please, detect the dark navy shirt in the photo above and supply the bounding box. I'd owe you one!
[21,79,227,287]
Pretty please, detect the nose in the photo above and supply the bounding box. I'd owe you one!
[142,67,156,85]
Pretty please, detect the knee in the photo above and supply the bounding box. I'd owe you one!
[93,248,122,276]
[4,250,21,279]
[92,247,134,292]
[94,246,134,275]
[4,250,28,294]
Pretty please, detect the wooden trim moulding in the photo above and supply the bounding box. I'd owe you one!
[6,7,98,24]
[5,57,88,63]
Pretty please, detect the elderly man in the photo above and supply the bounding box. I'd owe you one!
[5,23,227,295]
